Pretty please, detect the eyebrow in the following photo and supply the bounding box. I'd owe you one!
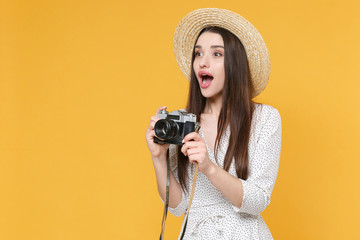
[195,45,224,49]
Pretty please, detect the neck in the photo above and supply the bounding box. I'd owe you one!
[203,93,223,117]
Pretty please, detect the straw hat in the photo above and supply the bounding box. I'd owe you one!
[173,8,271,97]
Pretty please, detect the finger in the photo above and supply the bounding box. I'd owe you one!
[150,116,160,123]
[181,144,188,156]
[182,141,200,152]
[186,148,201,156]
[188,154,200,163]
[189,152,207,162]
[145,128,155,141]
[183,132,203,143]
[149,116,161,130]
[181,141,203,156]
[155,106,167,115]
[181,141,199,154]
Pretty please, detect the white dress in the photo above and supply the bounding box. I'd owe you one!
[167,103,282,240]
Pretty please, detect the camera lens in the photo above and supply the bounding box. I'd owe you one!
[154,119,178,140]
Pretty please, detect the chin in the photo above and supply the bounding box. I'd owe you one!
[200,90,222,100]
[200,90,212,98]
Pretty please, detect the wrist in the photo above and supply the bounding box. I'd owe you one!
[204,162,217,177]
[152,154,167,165]
[150,148,167,160]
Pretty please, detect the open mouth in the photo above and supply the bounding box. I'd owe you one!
[199,72,214,88]
[201,73,214,84]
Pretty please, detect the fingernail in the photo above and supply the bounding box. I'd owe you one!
[182,139,184,144]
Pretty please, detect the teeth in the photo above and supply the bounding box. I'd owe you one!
[202,80,206,84]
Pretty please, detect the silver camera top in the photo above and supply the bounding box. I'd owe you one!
[158,109,197,123]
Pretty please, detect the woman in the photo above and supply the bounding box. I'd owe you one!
[145,8,281,239]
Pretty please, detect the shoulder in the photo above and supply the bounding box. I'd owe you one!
[254,103,281,125]
[252,103,282,140]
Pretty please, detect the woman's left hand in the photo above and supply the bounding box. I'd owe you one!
[181,132,215,175]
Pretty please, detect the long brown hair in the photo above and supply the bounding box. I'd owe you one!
[177,27,255,191]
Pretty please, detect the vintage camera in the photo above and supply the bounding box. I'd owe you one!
[154,109,198,145]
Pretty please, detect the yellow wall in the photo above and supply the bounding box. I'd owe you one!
[1,0,359,239]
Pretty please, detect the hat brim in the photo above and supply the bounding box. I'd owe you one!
[173,8,271,97]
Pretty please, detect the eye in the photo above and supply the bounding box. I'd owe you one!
[195,51,203,57]
[214,52,223,57]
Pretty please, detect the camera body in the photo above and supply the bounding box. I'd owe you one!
[154,109,198,145]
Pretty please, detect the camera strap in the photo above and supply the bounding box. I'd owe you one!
[159,125,200,240]
[159,157,199,240]
[159,150,170,240]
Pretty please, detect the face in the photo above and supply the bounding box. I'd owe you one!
[193,31,225,100]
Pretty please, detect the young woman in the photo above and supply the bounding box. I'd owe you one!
[145,8,281,239]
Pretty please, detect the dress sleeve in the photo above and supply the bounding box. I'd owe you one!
[232,106,282,215]
[164,145,189,217]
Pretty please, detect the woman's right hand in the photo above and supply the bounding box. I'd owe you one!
[145,106,170,159]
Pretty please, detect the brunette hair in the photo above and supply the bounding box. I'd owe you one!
[177,27,255,191]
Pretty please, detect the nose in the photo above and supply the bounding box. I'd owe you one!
[199,54,210,68]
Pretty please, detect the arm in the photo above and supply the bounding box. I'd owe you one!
[234,107,282,215]
[182,106,281,215]
[151,154,183,209]
[160,145,189,216]
[145,106,184,211]
[204,164,244,208]
[181,134,244,208]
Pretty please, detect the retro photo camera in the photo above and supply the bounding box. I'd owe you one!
[154,109,198,145]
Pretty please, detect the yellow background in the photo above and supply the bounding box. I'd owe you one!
[1,0,359,239]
